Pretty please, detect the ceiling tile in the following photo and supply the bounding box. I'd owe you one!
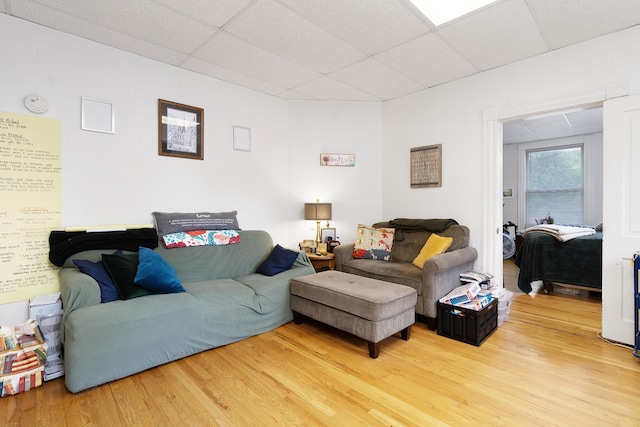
[437,0,547,71]
[194,32,322,89]
[11,1,189,65]
[277,0,430,55]
[277,90,318,101]
[527,0,640,49]
[374,32,478,88]
[504,107,603,144]
[522,115,574,140]
[182,57,287,96]
[20,0,217,54]
[565,107,603,134]
[294,77,381,102]
[153,0,252,28]
[224,0,366,73]
[330,58,425,100]
[503,122,535,144]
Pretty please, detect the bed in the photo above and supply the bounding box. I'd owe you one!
[514,228,603,294]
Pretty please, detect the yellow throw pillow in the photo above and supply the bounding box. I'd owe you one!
[412,234,453,269]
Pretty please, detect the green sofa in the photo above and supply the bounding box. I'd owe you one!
[59,230,314,393]
[334,220,477,330]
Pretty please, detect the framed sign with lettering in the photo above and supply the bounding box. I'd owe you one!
[410,144,442,188]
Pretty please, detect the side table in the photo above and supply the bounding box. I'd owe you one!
[307,253,335,272]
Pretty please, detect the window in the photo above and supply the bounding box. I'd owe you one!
[526,145,583,226]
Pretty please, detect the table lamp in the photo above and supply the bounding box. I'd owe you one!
[304,199,332,245]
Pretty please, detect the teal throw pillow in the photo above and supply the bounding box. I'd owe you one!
[102,252,153,300]
[256,244,299,276]
[134,247,185,294]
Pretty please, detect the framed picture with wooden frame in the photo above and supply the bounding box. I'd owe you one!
[158,99,204,160]
[410,144,442,188]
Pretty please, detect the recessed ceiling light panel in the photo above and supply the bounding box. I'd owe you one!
[408,0,498,26]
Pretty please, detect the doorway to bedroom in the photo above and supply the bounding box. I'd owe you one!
[501,106,603,296]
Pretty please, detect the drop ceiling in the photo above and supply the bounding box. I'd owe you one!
[503,106,603,144]
[2,0,640,103]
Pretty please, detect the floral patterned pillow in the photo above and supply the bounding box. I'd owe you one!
[352,224,395,260]
[162,229,240,249]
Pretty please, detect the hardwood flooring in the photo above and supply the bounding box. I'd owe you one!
[2,276,639,426]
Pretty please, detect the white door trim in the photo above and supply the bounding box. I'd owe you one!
[482,82,628,288]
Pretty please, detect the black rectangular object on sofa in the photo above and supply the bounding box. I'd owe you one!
[437,298,498,346]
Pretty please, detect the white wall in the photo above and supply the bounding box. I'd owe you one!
[0,15,382,323]
[0,15,292,235]
[502,143,518,226]
[287,101,383,246]
[383,25,640,269]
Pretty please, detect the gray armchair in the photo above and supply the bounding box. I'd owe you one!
[334,220,478,330]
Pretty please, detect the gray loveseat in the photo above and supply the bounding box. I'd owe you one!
[334,219,477,330]
[59,230,314,393]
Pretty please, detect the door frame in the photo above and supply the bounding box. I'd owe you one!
[481,82,628,288]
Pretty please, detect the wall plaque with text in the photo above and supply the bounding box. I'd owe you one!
[410,144,442,188]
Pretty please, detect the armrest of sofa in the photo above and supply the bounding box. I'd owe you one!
[60,268,102,315]
[59,267,102,342]
[420,246,478,316]
[333,243,355,271]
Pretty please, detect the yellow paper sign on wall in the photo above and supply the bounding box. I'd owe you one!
[0,111,62,304]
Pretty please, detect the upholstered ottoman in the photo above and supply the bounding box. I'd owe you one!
[290,270,417,358]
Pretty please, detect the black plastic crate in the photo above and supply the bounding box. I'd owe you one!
[437,298,498,346]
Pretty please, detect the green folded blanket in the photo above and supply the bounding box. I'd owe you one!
[388,218,459,241]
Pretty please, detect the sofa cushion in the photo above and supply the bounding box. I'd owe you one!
[353,224,395,260]
[412,234,453,268]
[341,259,423,295]
[134,247,185,293]
[72,255,121,303]
[256,244,299,276]
[102,252,153,300]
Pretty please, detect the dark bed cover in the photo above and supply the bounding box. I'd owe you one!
[514,231,603,293]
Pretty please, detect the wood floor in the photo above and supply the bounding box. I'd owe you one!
[2,273,639,426]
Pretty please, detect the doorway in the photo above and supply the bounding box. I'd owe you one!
[501,107,603,294]
[483,83,635,344]
[481,84,621,289]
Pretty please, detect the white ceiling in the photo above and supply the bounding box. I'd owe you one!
[503,106,603,144]
[3,0,640,103]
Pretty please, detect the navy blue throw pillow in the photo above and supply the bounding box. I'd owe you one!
[256,244,299,276]
[73,254,122,303]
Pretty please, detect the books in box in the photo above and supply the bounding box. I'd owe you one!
[1,319,48,397]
